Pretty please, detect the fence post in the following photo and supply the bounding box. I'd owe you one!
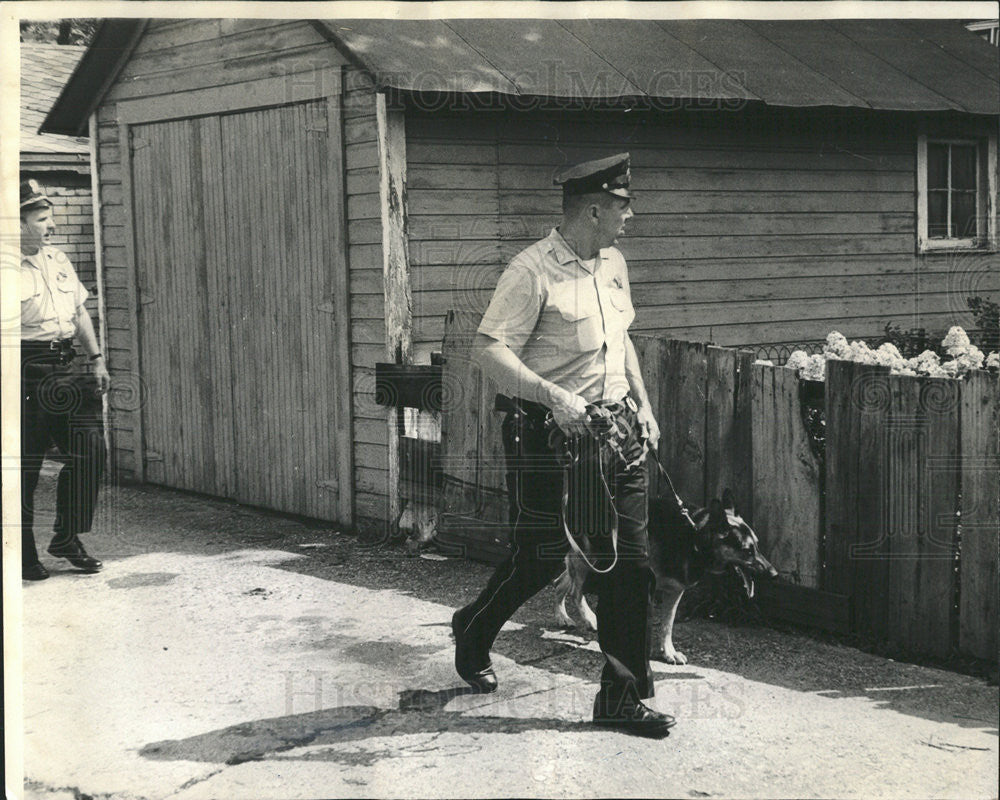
[959,370,999,661]
[884,372,960,658]
[659,339,708,505]
[751,362,824,587]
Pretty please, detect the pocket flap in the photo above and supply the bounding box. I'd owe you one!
[548,278,598,321]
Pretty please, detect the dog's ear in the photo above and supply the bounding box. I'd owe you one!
[722,488,736,514]
[708,498,728,528]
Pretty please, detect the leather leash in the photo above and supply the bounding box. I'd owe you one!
[547,402,696,574]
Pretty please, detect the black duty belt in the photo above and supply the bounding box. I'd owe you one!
[21,339,76,364]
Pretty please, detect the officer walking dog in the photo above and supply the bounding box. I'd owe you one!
[451,154,677,738]
[555,483,779,664]
[20,179,109,580]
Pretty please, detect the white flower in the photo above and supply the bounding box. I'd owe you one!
[801,354,827,382]
[964,345,985,370]
[875,342,906,370]
[942,326,971,357]
[986,352,1000,370]
[785,350,811,372]
[823,331,851,360]
[848,340,878,365]
[908,350,941,375]
[941,360,961,378]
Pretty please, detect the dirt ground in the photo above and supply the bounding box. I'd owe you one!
[13,473,1000,799]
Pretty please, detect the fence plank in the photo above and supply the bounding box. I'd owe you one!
[659,339,708,505]
[438,311,482,556]
[633,334,662,497]
[886,374,959,658]
[886,374,921,653]
[733,350,755,527]
[959,370,1000,660]
[437,310,511,563]
[705,346,739,507]
[439,310,481,488]
[917,377,960,659]
[851,365,891,642]
[823,360,857,599]
[751,363,824,587]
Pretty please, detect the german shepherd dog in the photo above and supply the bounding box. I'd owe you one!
[555,488,778,663]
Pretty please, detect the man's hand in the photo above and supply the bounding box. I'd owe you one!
[549,387,589,434]
[636,402,660,449]
[93,358,111,394]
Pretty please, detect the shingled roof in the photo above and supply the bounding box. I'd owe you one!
[42,18,1000,136]
[319,19,999,114]
[21,43,89,163]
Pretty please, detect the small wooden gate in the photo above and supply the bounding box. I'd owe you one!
[128,99,352,522]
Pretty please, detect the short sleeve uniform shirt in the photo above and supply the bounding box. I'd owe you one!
[478,228,636,404]
[21,246,89,341]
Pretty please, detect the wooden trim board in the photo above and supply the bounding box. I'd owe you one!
[118,67,343,125]
[376,92,414,526]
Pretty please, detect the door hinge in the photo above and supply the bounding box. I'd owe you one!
[317,299,336,315]
[145,450,164,463]
[130,135,149,153]
[139,290,155,306]
[305,117,328,134]
[316,478,338,492]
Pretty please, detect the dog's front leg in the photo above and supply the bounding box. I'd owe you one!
[553,569,576,628]
[650,579,687,664]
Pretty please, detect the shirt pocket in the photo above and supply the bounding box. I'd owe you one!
[607,284,636,329]
[21,272,41,303]
[547,278,604,352]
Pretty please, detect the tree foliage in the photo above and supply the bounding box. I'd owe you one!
[20,19,99,45]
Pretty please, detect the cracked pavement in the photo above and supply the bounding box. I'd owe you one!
[14,476,1000,799]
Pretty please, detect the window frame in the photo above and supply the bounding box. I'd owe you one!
[917,133,998,252]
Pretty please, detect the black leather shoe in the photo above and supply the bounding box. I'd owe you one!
[452,609,498,693]
[593,698,676,739]
[23,562,50,581]
[48,539,102,573]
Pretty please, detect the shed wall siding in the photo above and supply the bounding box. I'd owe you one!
[344,68,390,525]
[405,108,1000,354]
[94,19,380,513]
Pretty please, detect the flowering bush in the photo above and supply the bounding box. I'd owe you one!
[784,328,997,382]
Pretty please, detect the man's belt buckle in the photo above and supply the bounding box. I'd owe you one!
[49,340,61,351]
[625,395,638,413]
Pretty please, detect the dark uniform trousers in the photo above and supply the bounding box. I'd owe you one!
[21,345,106,566]
[456,397,655,713]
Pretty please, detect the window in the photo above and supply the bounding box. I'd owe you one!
[917,134,997,251]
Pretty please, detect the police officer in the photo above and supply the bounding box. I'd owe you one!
[452,154,675,738]
[20,179,109,581]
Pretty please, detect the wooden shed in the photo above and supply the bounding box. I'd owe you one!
[43,18,1000,532]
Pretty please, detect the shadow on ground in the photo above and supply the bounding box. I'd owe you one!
[140,688,591,766]
[36,478,1000,738]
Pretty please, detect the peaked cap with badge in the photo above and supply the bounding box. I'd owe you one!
[553,152,631,199]
[21,178,53,211]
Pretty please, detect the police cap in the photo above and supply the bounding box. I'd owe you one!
[20,179,53,210]
[553,153,630,199]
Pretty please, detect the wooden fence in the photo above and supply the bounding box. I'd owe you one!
[436,312,999,662]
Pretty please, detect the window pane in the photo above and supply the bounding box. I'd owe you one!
[952,145,977,191]
[928,191,949,237]
[927,143,948,189]
[952,191,977,238]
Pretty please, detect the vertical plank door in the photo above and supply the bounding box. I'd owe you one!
[130,118,232,497]
[129,99,350,522]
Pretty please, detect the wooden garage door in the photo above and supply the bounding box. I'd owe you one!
[130,100,350,521]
